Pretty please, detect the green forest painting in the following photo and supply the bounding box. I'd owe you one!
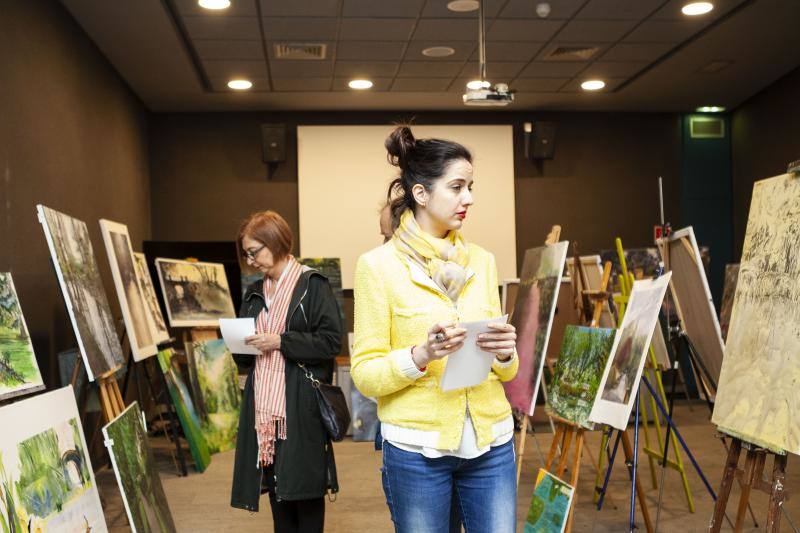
[0,273,44,401]
[186,339,241,454]
[547,326,617,429]
[524,468,574,533]
[104,403,176,533]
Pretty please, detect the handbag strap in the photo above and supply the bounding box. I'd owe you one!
[296,362,321,389]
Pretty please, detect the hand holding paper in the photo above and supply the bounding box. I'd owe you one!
[219,318,259,355]
[440,315,509,392]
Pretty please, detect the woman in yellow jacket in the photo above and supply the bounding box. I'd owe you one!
[352,126,519,533]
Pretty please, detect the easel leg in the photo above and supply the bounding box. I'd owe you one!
[766,453,788,533]
[555,429,574,478]
[516,415,529,486]
[709,438,741,533]
[545,424,565,471]
[594,428,611,504]
[735,449,757,531]
[597,430,623,511]
[565,430,583,533]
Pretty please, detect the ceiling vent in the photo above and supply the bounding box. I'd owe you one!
[543,45,600,61]
[273,43,327,60]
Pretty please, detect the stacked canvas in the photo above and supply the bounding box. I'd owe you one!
[0,273,44,400]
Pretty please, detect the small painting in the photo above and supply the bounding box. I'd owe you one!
[524,468,574,533]
[155,258,236,328]
[0,273,45,401]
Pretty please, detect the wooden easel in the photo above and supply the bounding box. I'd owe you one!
[96,370,126,423]
[709,438,788,532]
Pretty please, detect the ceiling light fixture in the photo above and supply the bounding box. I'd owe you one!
[447,0,480,12]
[696,106,725,113]
[466,80,491,90]
[422,46,456,58]
[463,0,514,106]
[581,79,605,91]
[681,2,713,16]
[198,0,231,10]
[348,79,373,90]
[227,79,252,90]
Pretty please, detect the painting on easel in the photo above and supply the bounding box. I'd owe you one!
[132,252,171,344]
[155,258,236,328]
[0,273,45,401]
[713,173,800,455]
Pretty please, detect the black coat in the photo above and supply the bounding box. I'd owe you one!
[230,270,342,511]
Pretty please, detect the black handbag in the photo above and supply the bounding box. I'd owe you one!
[297,362,351,442]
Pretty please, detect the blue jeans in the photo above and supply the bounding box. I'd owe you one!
[381,440,516,533]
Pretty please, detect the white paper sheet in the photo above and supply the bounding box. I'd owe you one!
[440,315,509,392]
[219,318,260,355]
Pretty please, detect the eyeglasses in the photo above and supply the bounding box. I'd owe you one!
[243,244,266,261]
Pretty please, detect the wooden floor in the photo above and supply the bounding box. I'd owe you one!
[97,401,799,532]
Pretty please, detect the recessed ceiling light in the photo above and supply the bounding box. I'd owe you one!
[227,79,252,90]
[447,0,479,13]
[696,106,725,113]
[581,79,605,91]
[681,2,713,16]
[349,79,373,90]
[422,46,456,58]
[198,0,231,10]
[466,80,491,90]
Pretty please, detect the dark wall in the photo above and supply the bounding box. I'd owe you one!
[731,66,800,258]
[0,0,151,387]
[150,111,681,270]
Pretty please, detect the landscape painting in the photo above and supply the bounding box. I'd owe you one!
[100,220,157,361]
[133,253,171,344]
[524,468,574,533]
[103,403,177,533]
[503,241,569,416]
[0,386,107,532]
[547,325,618,429]
[298,257,345,322]
[718,263,740,341]
[713,173,800,454]
[0,273,44,400]
[155,258,236,328]
[157,349,211,471]
[590,274,672,430]
[38,205,125,381]
[186,339,241,454]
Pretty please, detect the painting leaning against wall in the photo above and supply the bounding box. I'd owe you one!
[0,273,45,401]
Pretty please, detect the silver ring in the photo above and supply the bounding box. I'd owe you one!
[435,332,446,344]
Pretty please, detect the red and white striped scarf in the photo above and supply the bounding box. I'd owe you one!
[254,256,303,466]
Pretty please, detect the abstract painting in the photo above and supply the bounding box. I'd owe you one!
[155,258,236,328]
[718,263,740,341]
[185,339,241,453]
[103,402,177,533]
[298,257,345,322]
[38,205,125,381]
[590,275,672,430]
[547,326,618,429]
[133,253,171,344]
[524,468,574,533]
[0,273,44,401]
[713,173,800,454]
[157,349,211,472]
[658,227,724,387]
[0,386,107,532]
[503,241,568,416]
[350,383,379,442]
[100,220,157,361]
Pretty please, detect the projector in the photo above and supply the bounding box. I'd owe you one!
[463,83,515,107]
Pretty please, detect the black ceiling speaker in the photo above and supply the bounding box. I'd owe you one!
[531,121,556,160]
[261,124,287,163]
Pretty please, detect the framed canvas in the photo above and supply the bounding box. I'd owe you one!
[132,252,171,344]
[155,258,236,328]
[0,273,45,400]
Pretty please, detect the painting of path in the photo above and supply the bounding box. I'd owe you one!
[0,273,44,401]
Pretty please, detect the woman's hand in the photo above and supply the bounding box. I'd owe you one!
[411,321,467,369]
[477,323,516,361]
[244,333,281,353]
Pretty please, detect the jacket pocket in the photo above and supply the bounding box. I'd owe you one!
[391,305,433,345]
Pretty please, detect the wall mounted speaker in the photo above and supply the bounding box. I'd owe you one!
[532,121,557,159]
[261,124,286,163]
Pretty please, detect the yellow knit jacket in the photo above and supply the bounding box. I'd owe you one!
[352,240,519,450]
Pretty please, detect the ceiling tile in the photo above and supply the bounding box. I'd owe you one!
[500,0,584,19]
[555,20,639,42]
[602,42,672,61]
[487,19,563,41]
[392,78,454,91]
[202,59,269,78]
[336,41,406,60]
[262,17,338,40]
[625,20,707,43]
[343,0,425,18]
[209,77,270,91]
[183,16,261,40]
[194,40,264,60]
[458,61,526,78]
[422,0,504,18]
[560,77,626,92]
[397,61,463,78]
[405,41,473,61]
[332,77,392,90]
[339,18,417,40]
[581,61,647,77]
[259,0,340,17]
[175,0,258,16]
[273,78,333,91]
[266,41,334,59]
[270,60,334,77]
[412,19,475,41]
[519,61,588,78]
[575,0,664,20]
[334,61,399,77]
[513,78,570,91]
[468,41,546,62]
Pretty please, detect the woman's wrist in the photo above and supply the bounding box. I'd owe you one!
[411,345,429,370]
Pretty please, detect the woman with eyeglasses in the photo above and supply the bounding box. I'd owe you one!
[230,210,343,533]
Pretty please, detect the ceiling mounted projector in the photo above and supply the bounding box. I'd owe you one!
[463,83,514,106]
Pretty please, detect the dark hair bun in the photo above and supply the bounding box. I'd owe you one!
[385,126,416,169]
